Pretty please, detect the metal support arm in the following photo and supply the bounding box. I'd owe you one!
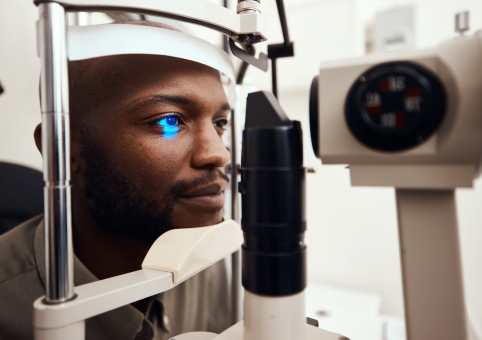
[34,269,174,331]
[34,0,267,43]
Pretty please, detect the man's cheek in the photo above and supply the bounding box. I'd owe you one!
[118,140,182,171]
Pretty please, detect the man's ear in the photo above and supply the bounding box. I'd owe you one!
[34,123,82,174]
[70,129,81,174]
[34,123,42,154]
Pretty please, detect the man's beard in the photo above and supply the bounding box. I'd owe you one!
[80,134,229,245]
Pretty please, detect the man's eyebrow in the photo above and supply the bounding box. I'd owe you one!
[220,103,231,111]
[128,95,196,110]
[128,94,231,112]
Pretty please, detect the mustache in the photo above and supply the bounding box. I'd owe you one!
[171,169,229,196]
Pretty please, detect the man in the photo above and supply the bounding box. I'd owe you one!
[0,20,233,339]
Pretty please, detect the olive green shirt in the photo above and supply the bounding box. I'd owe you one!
[0,216,231,340]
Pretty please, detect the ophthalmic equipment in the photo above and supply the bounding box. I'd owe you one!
[32,0,346,339]
[309,12,482,340]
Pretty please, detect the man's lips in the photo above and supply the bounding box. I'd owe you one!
[177,183,227,208]
[180,183,226,197]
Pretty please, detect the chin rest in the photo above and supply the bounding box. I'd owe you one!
[142,219,242,283]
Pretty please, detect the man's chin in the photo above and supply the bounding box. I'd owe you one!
[171,205,225,229]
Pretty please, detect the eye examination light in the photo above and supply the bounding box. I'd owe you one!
[158,116,180,140]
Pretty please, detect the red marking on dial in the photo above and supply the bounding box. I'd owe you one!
[379,78,389,93]
[396,112,405,127]
[404,87,421,97]
[366,106,381,115]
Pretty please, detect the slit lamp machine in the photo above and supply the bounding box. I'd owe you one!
[32,1,482,339]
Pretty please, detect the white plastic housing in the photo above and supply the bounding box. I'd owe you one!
[243,291,306,340]
[142,219,243,283]
[212,320,343,340]
[317,31,482,189]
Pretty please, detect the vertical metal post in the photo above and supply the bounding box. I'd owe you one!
[396,189,468,340]
[271,58,278,98]
[230,105,242,324]
[225,0,243,325]
[38,2,75,304]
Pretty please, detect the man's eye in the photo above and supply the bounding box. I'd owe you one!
[158,115,179,126]
[214,119,229,130]
[156,115,179,139]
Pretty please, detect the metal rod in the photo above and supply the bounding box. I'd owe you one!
[223,0,229,54]
[271,58,278,98]
[38,2,75,304]
[225,0,243,324]
[235,44,256,84]
[230,250,242,323]
[230,104,243,323]
[236,61,249,85]
[275,0,290,47]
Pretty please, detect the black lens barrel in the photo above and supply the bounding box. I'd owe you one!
[240,91,307,296]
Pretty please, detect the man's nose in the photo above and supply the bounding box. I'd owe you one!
[191,123,230,169]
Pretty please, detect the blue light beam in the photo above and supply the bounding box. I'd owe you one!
[158,116,179,139]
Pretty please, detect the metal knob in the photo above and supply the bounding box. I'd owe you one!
[455,11,470,35]
[237,0,261,14]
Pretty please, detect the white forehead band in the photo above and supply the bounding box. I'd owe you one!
[67,24,236,103]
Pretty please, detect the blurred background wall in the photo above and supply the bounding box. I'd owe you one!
[1,0,481,333]
[0,1,43,170]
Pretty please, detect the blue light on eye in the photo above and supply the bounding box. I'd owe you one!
[158,116,179,139]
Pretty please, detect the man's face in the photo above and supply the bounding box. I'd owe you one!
[74,55,231,244]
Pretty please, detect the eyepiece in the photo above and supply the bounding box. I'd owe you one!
[240,91,307,296]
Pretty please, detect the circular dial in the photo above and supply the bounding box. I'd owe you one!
[345,62,446,152]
